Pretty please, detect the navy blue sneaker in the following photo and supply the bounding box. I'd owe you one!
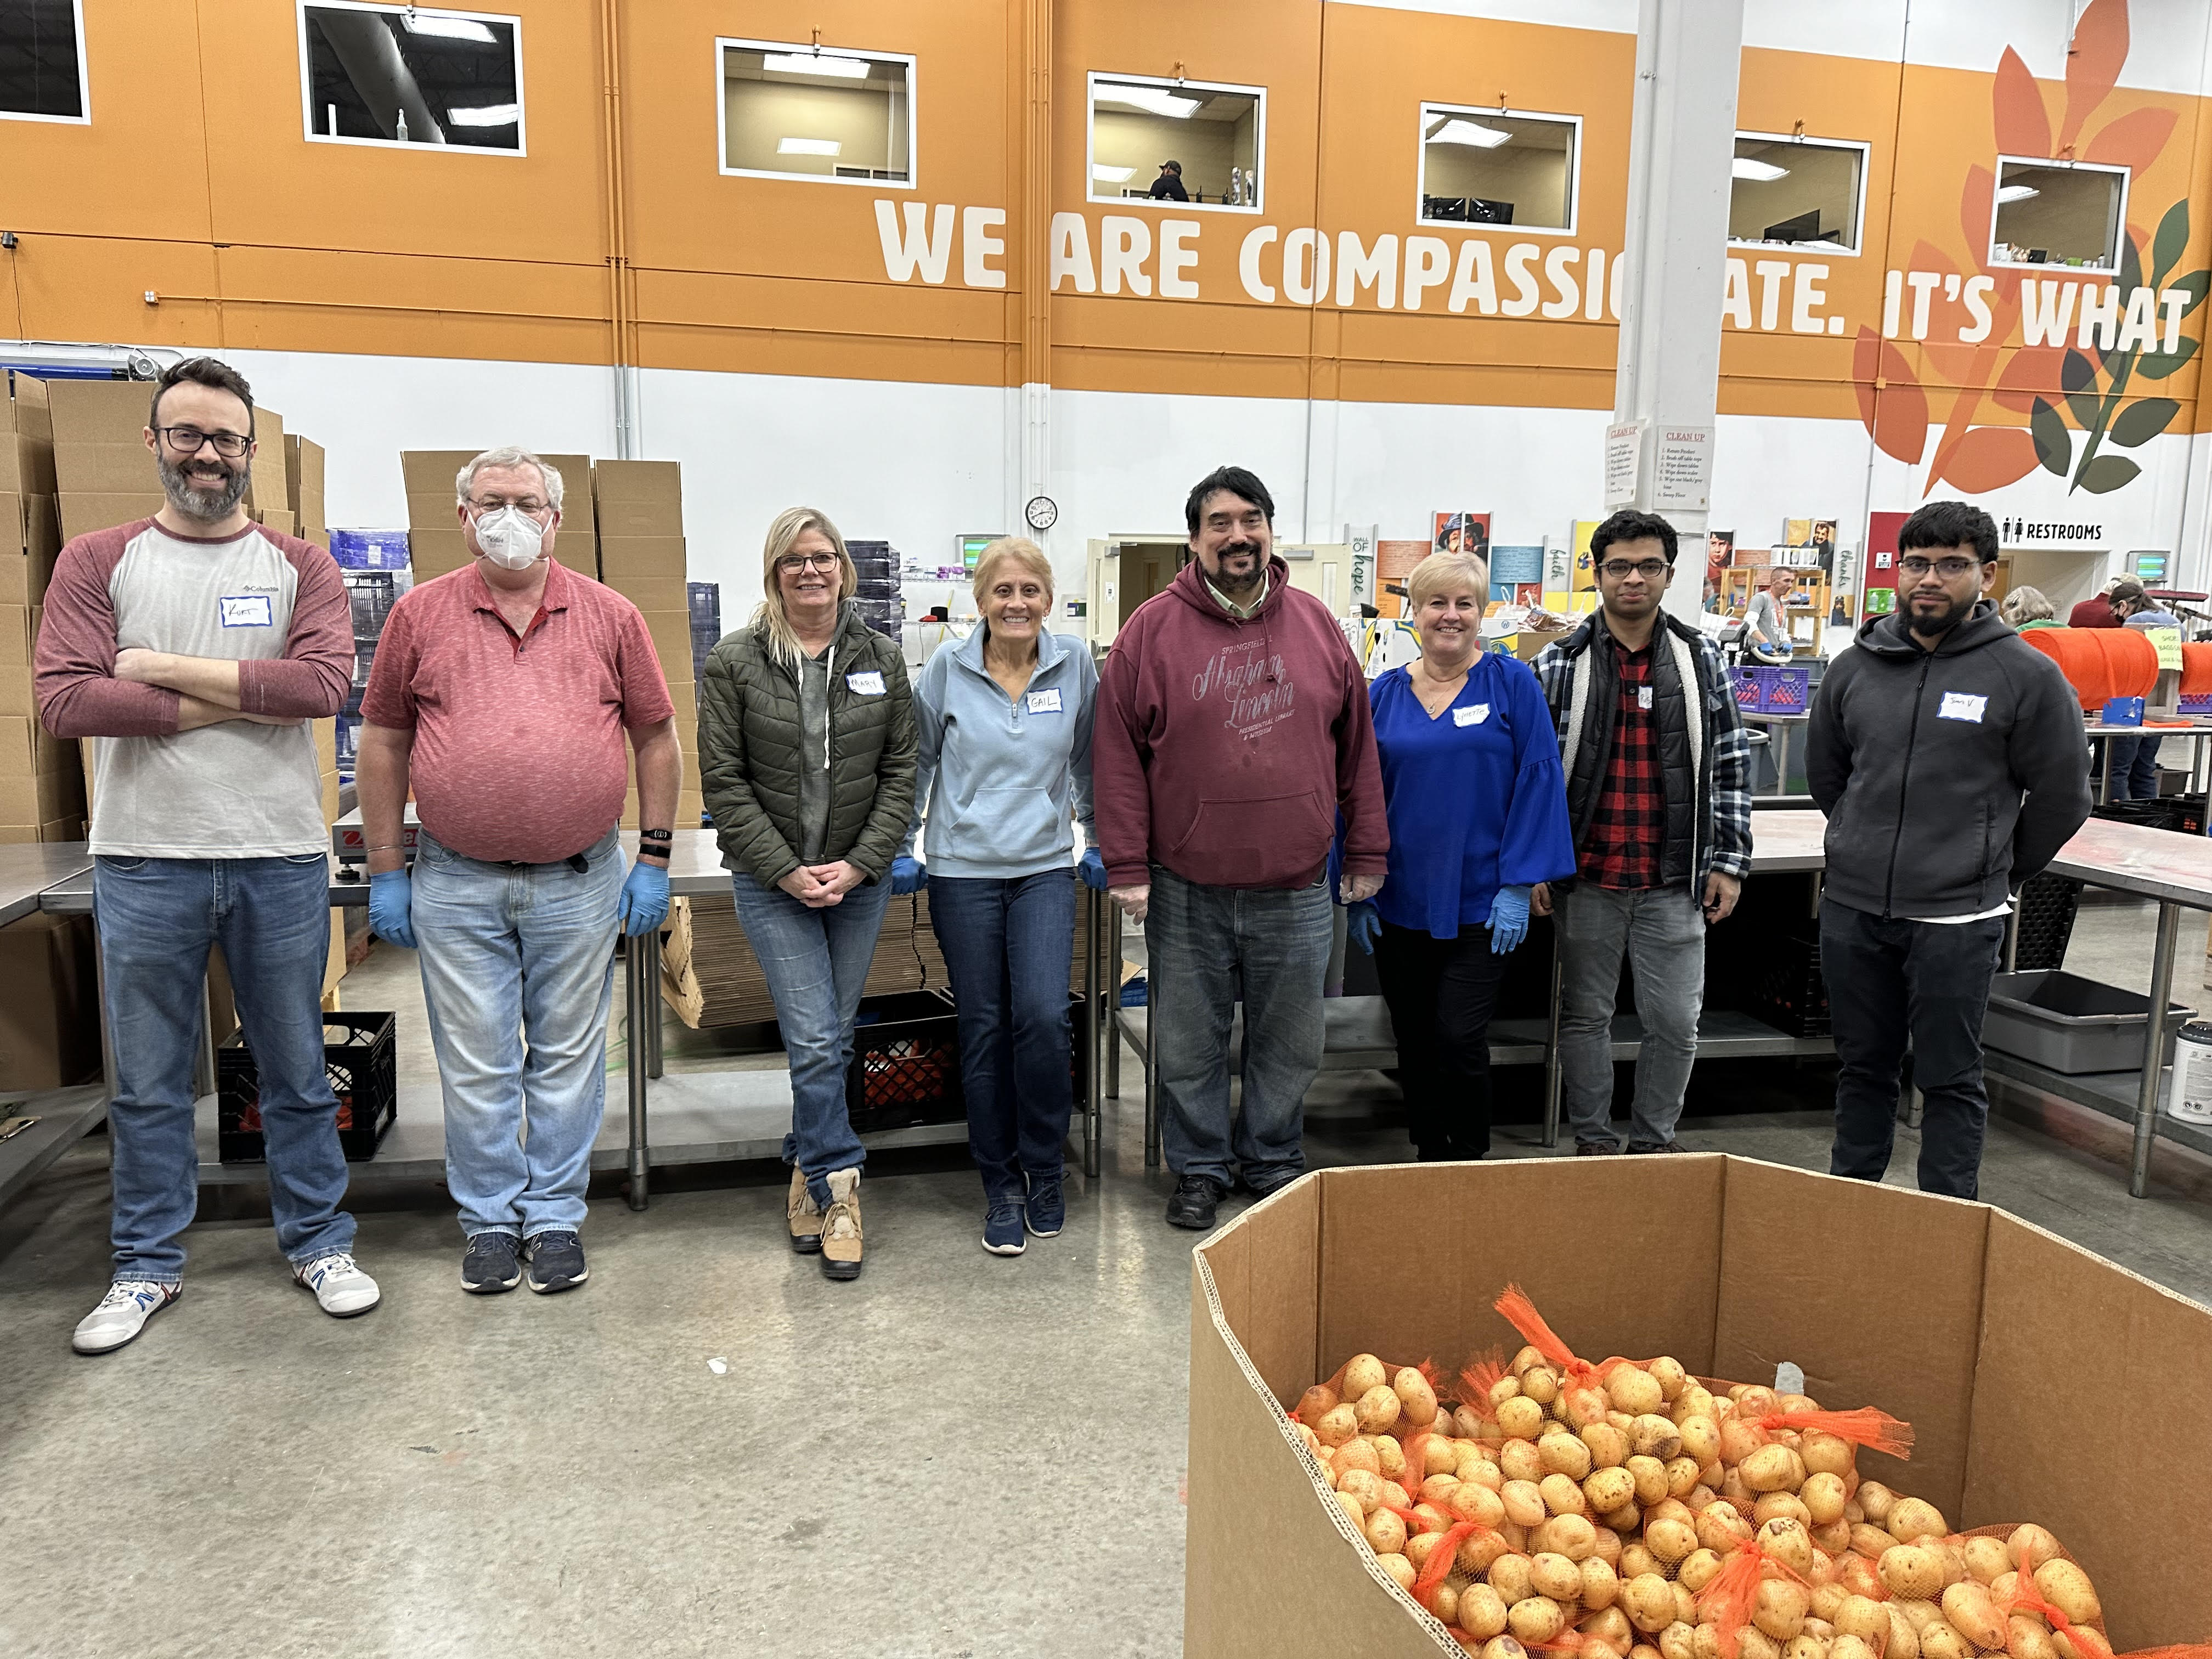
[982,1198,1026,1256]
[522,1229,589,1294]
[460,1232,521,1295]
[1025,1177,1064,1238]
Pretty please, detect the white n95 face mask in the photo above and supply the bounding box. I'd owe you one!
[472,505,547,570]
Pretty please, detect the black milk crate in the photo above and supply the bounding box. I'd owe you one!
[2012,872,2083,972]
[1750,934,1829,1038]
[218,1012,398,1164]
[840,989,1092,1136]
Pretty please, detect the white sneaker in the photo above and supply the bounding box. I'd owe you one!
[292,1251,381,1317]
[72,1280,181,1355]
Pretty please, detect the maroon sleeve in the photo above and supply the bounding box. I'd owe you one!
[236,533,354,718]
[356,591,419,730]
[1331,619,1389,876]
[33,524,182,739]
[611,600,678,730]
[1093,615,1155,890]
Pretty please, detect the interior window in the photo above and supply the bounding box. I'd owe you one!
[301,3,522,151]
[1728,134,1867,253]
[1088,75,1262,210]
[720,40,914,183]
[1989,158,2127,272]
[0,0,86,121]
[1418,106,1579,232]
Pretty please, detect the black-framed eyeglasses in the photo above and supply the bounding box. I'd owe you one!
[1600,559,1669,580]
[777,552,838,573]
[156,426,250,459]
[1897,556,1979,578]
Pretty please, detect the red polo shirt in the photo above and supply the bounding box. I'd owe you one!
[360,559,675,864]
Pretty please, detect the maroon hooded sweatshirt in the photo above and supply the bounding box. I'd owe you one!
[1094,554,1387,890]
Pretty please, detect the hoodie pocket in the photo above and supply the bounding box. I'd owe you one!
[965,785,1066,868]
[1171,788,1332,885]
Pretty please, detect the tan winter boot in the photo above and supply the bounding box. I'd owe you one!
[819,1168,863,1280]
[787,1166,823,1254]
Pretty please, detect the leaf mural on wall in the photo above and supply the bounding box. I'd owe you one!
[1993,48,2052,154]
[2085,106,2178,173]
[1942,426,2042,492]
[2059,0,2131,151]
[2079,455,2142,493]
[1853,327,1930,464]
[2108,397,2179,447]
[2030,398,2072,475]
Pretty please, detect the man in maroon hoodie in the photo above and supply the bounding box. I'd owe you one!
[1096,466,1387,1229]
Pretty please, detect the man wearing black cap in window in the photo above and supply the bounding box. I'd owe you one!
[1148,160,1189,201]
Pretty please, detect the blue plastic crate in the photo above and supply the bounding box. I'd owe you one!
[329,528,411,571]
[1730,664,1810,713]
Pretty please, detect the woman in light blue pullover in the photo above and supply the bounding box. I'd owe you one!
[893,538,1104,1256]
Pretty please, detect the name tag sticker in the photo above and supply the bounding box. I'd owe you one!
[1025,688,1063,714]
[1938,691,1988,723]
[219,595,273,628]
[845,671,886,696]
[1454,703,1490,727]
[1637,685,1654,712]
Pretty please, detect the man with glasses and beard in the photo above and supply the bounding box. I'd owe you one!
[1805,500,2090,1199]
[36,357,374,1353]
[1093,466,1388,1230]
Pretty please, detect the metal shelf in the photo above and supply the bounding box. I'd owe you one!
[0,1086,112,1209]
[1984,1049,2212,1163]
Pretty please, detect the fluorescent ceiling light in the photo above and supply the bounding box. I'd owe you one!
[1092,163,1135,183]
[1996,183,2039,204]
[778,137,842,156]
[447,103,519,126]
[1732,156,1789,182]
[1097,84,1200,119]
[402,13,496,44]
[1430,118,1512,149]
[761,51,869,79]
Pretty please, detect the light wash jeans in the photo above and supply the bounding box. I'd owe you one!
[1556,883,1707,1150]
[729,868,893,1206]
[414,827,624,1240]
[95,852,354,1283]
[1147,865,1333,1190]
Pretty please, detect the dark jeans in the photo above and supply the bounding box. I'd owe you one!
[1372,919,1510,1159]
[1820,899,2004,1199]
[2106,732,2163,800]
[927,871,1076,1201]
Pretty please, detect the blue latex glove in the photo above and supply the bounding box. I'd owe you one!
[617,859,670,937]
[1488,885,1532,954]
[890,855,926,895]
[1346,900,1380,955]
[1078,848,1108,891]
[368,868,415,950]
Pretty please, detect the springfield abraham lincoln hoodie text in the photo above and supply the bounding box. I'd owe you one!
[1093,554,1387,891]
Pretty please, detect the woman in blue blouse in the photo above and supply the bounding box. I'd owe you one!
[1349,553,1577,1160]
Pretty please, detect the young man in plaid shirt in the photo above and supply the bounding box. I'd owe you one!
[1532,510,1752,1154]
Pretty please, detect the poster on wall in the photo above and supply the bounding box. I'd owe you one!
[1377,540,1428,618]
[1489,544,1544,607]
[1705,530,1735,605]
[1864,588,1897,615]
[1572,520,1605,592]
[1433,512,1491,561]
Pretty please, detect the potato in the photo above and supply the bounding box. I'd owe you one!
[1843,1500,1865,1526]
[1425,1436,1462,1477]
[1810,1585,1848,1625]
[1592,1526,1625,1567]
[1582,1555,1622,1610]
[1375,1436,1407,1480]
[1621,1454,1669,1508]
[1423,1472,1463,1505]
[1884,1609,1922,1659]
[1961,1537,2011,1587]
[1695,1502,1753,1555]
[1432,1583,1462,1625]
[1624,1414,1682,1462]
[1854,1482,1897,1525]
[1885,1498,1947,1545]
[1366,1506,1409,1554]
[1677,1548,1725,1594]
[1532,1553,1585,1600]
[1742,1444,1808,1494]
[1543,1431,1598,1481]
[1315,1403,1360,1447]
[1586,1607,1637,1654]
[1917,1621,1972,1659]
[1297,1384,1340,1422]
[1339,1468,1386,1508]
[1674,1384,1718,1423]
[1833,1637,1882,1659]
[1502,1521,1531,1554]
[1451,1482,1508,1530]
[1502,1439,1548,1483]
[1541,1472,1590,1516]
[1333,1488,1367,1526]
[1610,1367,1667,1417]
[1719,1417,1771,1467]
[2007,1618,2058,1659]
[1852,1524,1903,1562]
[1462,1531,1514,1578]
[1461,1584,1511,1640]
[1344,1354,1389,1397]
[1880,1544,1947,1602]
[1624,1573,1681,1634]
[1584,1421,1634,1470]
[1799,1472,1848,1526]
[1659,1628,1700,1659]
[1735,1386,1779,1418]
[1395,1366,1441,1426]
[1560,1385,1612,1430]
[1800,1431,1857,1479]
[1404,1529,1452,1573]
[1502,1480,1549,1528]
[1755,1493,1814,1531]
[1485,1638,1532,1659]
[1620,1544,1658,1580]
[1674,1585,1700,1628]
[1942,1583,2007,1649]
[1739,1628,1785,1659]
[1459,1450,1507,1490]
[2051,1629,2113,1659]
[1838,1556,1886,1603]
[1585,1466,1639,1515]
[2008,1526,2062,1575]
[1649,1356,1688,1401]
[1754,1579,1812,1642]
[1356,1384,1404,1435]
[1522,1366,1562,1406]
[1491,1555,1538,1605]
[1335,1437,1381,1477]
[1782,1638,1825,1659]
[1498,1396,1548,1442]
[1811,1521,1853,1558]
[1604,1502,1646,1536]
[2032,1560,2101,1628]
[1758,1517,1816,1577]
[1722,1468,1758,1506]
[1377,1550,1417,1590]
[1536,1513,1599,1562]
[1458,1404,1493,1440]
[1667,1458,1705,1499]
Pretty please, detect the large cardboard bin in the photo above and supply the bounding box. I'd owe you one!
[1187,1156,2212,1658]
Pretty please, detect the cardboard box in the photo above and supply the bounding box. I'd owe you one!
[0,910,101,1090]
[0,714,77,776]
[0,430,57,497]
[408,527,473,575]
[639,611,695,680]
[258,508,296,536]
[0,765,84,826]
[603,574,689,613]
[320,770,341,822]
[245,407,286,515]
[286,434,324,515]
[46,379,150,447]
[0,369,53,439]
[406,490,462,528]
[54,441,152,496]
[401,450,594,533]
[1186,1157,2212,1658]
[598,535,687,579]
[60,493,163,544]
[592,459,682,538]
[1513,623,1571,663]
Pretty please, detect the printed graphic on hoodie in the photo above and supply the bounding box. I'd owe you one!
[1192,639,1293,741]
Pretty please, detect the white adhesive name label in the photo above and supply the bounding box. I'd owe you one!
[1938,691,1987,723]
[1454,704,1490,727]
[845,672,887,696]
[1025,688,1063,714]
[219,595,274,628]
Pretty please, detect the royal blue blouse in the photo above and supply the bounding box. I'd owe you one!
[1368,651,1578,939]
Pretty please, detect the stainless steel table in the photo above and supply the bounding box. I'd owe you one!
[1741,711,1809,797]
[2082,719,2212,804]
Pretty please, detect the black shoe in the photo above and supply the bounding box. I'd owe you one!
[1576,1140,1623,1156]
[1628,1139,1689,1154]
[1166,1175,1227,1231]
[460,1232,521,1294]
[522,1229,589,1294]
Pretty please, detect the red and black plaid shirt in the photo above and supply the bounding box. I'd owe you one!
[1582,637,1663,890]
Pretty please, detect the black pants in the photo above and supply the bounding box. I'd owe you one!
[1372,919,1510,1160]
[1820,899,2004,1199]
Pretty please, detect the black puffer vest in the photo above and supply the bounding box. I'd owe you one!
[1561,613,1699,887]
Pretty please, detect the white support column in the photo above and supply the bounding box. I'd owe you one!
[1612,0,1745,620]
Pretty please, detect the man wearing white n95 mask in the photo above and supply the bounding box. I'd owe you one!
[355,447,681,1296]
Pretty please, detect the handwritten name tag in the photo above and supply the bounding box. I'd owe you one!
[1454,704,1490,727]
[1938,691,1987,723]
[845,671,887,696]
[219,595,274,628]
[1026,688,1063,714]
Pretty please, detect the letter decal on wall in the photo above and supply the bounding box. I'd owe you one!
[1100,215,1153,296]
[2020,278,2077,347]
[1158,219,1201,298]
[1540,246,1580,318]
[2076,283,2119,351]
[1583,249,1605,320]
[1239,224,1279,303]
[1500,243,1541,317]
[1048,212,1096,293]
[1956,274,1994,343]
[1283,228,1329,306]
[1448,238,1498,314]
[1401,235,1449,311]
[1722,257,1752,330]
[1754,260,1790,332]
[1791,263,1830,335]
[1609,250,1626,320]
[2116,284,2159,352]
[875,201,953,284]
[1336,231,1398,308]
[962,207,1007,290]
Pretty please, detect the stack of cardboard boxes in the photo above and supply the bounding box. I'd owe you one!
[593,460,702,828]
[286,435,327,547]
[5,374,82,844]
[399,449,596,582]
[51,379,162,546]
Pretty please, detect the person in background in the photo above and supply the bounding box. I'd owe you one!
[2105,579,2183,802]
[1094,466,1387,1231]
[1745,566,1796,653]
[898,539,1100,1255]
[1806,500,2091,1199]
[2067,575,2125,629]
[1348,553,1575,1161]
[1531,510,1753,1157]
[1999,585,2058,629]
[356,447,679,1297]
[699,507,916,1280]
[1148,160,1189,201]
[35,356,372,1353]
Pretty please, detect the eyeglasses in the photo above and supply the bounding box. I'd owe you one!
[1897,556,1979,579]
[469,496,550,516]
[777,552,838,573]
[157,426,250,459]
[1600,559,1669,580]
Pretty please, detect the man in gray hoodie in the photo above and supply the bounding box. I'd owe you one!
[1805,501,2092,1198]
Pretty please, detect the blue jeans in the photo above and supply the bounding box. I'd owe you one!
[730,868,893,1205]
[1558,884,1708,1150]
[1147,865,1333,1189]
[414,828,623,1240]
[2107,733,2162,800]
[927,871,1076,1201]
[95,853,353,1283]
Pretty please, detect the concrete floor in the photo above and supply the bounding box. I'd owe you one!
[3,898,2210,1658]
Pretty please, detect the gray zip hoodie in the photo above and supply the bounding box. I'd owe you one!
[1805,601,2092,919]
[904,625,1098,878]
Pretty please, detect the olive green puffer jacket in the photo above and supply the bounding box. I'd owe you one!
[698,603,917,889]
